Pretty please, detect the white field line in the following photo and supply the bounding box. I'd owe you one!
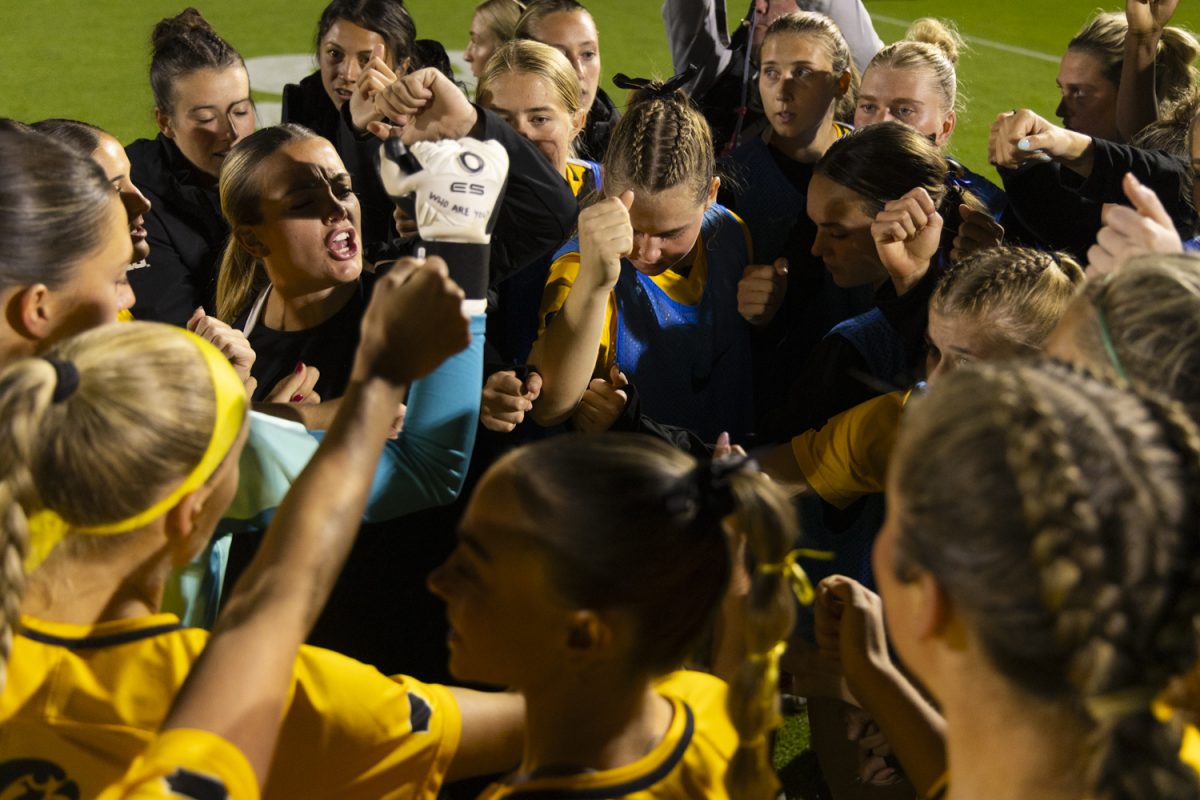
[871,13,1061,63]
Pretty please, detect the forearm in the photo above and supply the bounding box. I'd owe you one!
[1118,31,1162,141]
[753,440,813,498]
[530,283,611,426]
[445,688,525,781]
[352,313,485,519]
[1054,130,1097,179]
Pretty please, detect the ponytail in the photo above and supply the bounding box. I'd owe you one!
[723,467,802,800]
[0,359,56,695]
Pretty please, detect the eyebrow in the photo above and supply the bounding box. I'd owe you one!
[458,531,493,563]
[283,170,352,194]
[188,98,252,112]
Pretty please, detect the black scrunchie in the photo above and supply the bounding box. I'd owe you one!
[612,64,699,99]
[43,357,80,404]
[667,454,752,522]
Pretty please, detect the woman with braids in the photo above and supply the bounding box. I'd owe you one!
[125,9,255,327]
[528,76,758,441]
[814,359,1200,800]
[0,264,530,799]
[428,433,804,799]
[758,245,1084,509]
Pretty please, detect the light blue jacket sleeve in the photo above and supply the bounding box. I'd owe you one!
[164,314,485,625]
[222,313,485,529]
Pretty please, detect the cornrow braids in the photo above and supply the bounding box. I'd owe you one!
[602,85,714,203]
[891,361,1200,800]
[931,246,1085,354]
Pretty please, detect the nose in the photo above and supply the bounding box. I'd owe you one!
[811,229,827,259]
[427,560,452,601]
[633,233,660,265]
[346,58,362,83]
[323,192,350,223]
[122,180,151,220]
[119,279,136,312]
[1055,97,1068,122]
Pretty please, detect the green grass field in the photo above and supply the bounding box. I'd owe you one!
[6,0,1200,175]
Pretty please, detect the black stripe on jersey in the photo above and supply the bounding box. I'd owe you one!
[505,703,695,798]
[409,691,432,733]
[19,622,184,650]
[165,767,230,800]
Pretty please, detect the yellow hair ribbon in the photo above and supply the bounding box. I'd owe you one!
[747,639,788,729]
[756,548,834,606]
[116,309,134,322]
[23,330,246,571]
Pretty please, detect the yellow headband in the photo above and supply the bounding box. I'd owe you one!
[24,330,247,572]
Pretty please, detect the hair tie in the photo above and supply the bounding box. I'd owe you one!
[757,548,834,605]
[666,454,752,522]
[1084,686,1158,722]
[612,64,699,99]
[1092,288,1129,381]
[43,358,80,404]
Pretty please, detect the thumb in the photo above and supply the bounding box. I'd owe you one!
[1123,171,1173,226]
[958,203,973,223]
[186,306,205,331]
[524,371,544,398]
[618,190,635,210]
[774,256,789,277]
[609,364,629,388]
[713,431,731,458]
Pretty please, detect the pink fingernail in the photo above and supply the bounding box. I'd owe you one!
[291,394,304,402]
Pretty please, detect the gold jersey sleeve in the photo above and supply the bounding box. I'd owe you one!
[97,729,258,800]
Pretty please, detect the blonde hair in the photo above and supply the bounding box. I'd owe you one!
[866,17,965,116]
[498,434,798,800]
[1071,11,1199,111]
[931,246,1085,355]
[475,0,524,44]
[1070,254,1200,419]
[216,124,320,322]
[477,38,582,119]
[602,84,714,203]
[0,322,219,692]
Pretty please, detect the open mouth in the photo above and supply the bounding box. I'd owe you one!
[335,87,353,102]
[325,227,359,260]
[130,221,148,241]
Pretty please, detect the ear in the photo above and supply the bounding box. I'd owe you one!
[235,225,270,259]
[162,485,217,567]
[705,176,721,208]
[563,609,615,663]
[155,108,174,139]
[11,284,57,343]
[913,570,954,642]
[835,69,852,98]
[935,111,957,148]
[571,108,588,140]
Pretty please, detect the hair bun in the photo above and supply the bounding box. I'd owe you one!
[151,7,216,51]
[905,17,963,66]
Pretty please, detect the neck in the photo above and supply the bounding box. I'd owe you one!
[262,280,356,331]
[768,112,839,163]
[940,663,1088,800]
[517,673,673,779]
[21,531,171,625]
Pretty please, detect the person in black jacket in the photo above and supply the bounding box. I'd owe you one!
[515,0,619,162]
[283,0,457,261]
[125,9,255,327]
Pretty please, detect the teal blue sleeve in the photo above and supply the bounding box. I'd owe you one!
[220,313,485,529]
[164,315,485,626]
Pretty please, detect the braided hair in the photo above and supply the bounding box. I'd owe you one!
[601,80,714,204]
[891,361,1200,800]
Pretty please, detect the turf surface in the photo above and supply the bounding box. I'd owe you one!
[5,0,1200,172]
